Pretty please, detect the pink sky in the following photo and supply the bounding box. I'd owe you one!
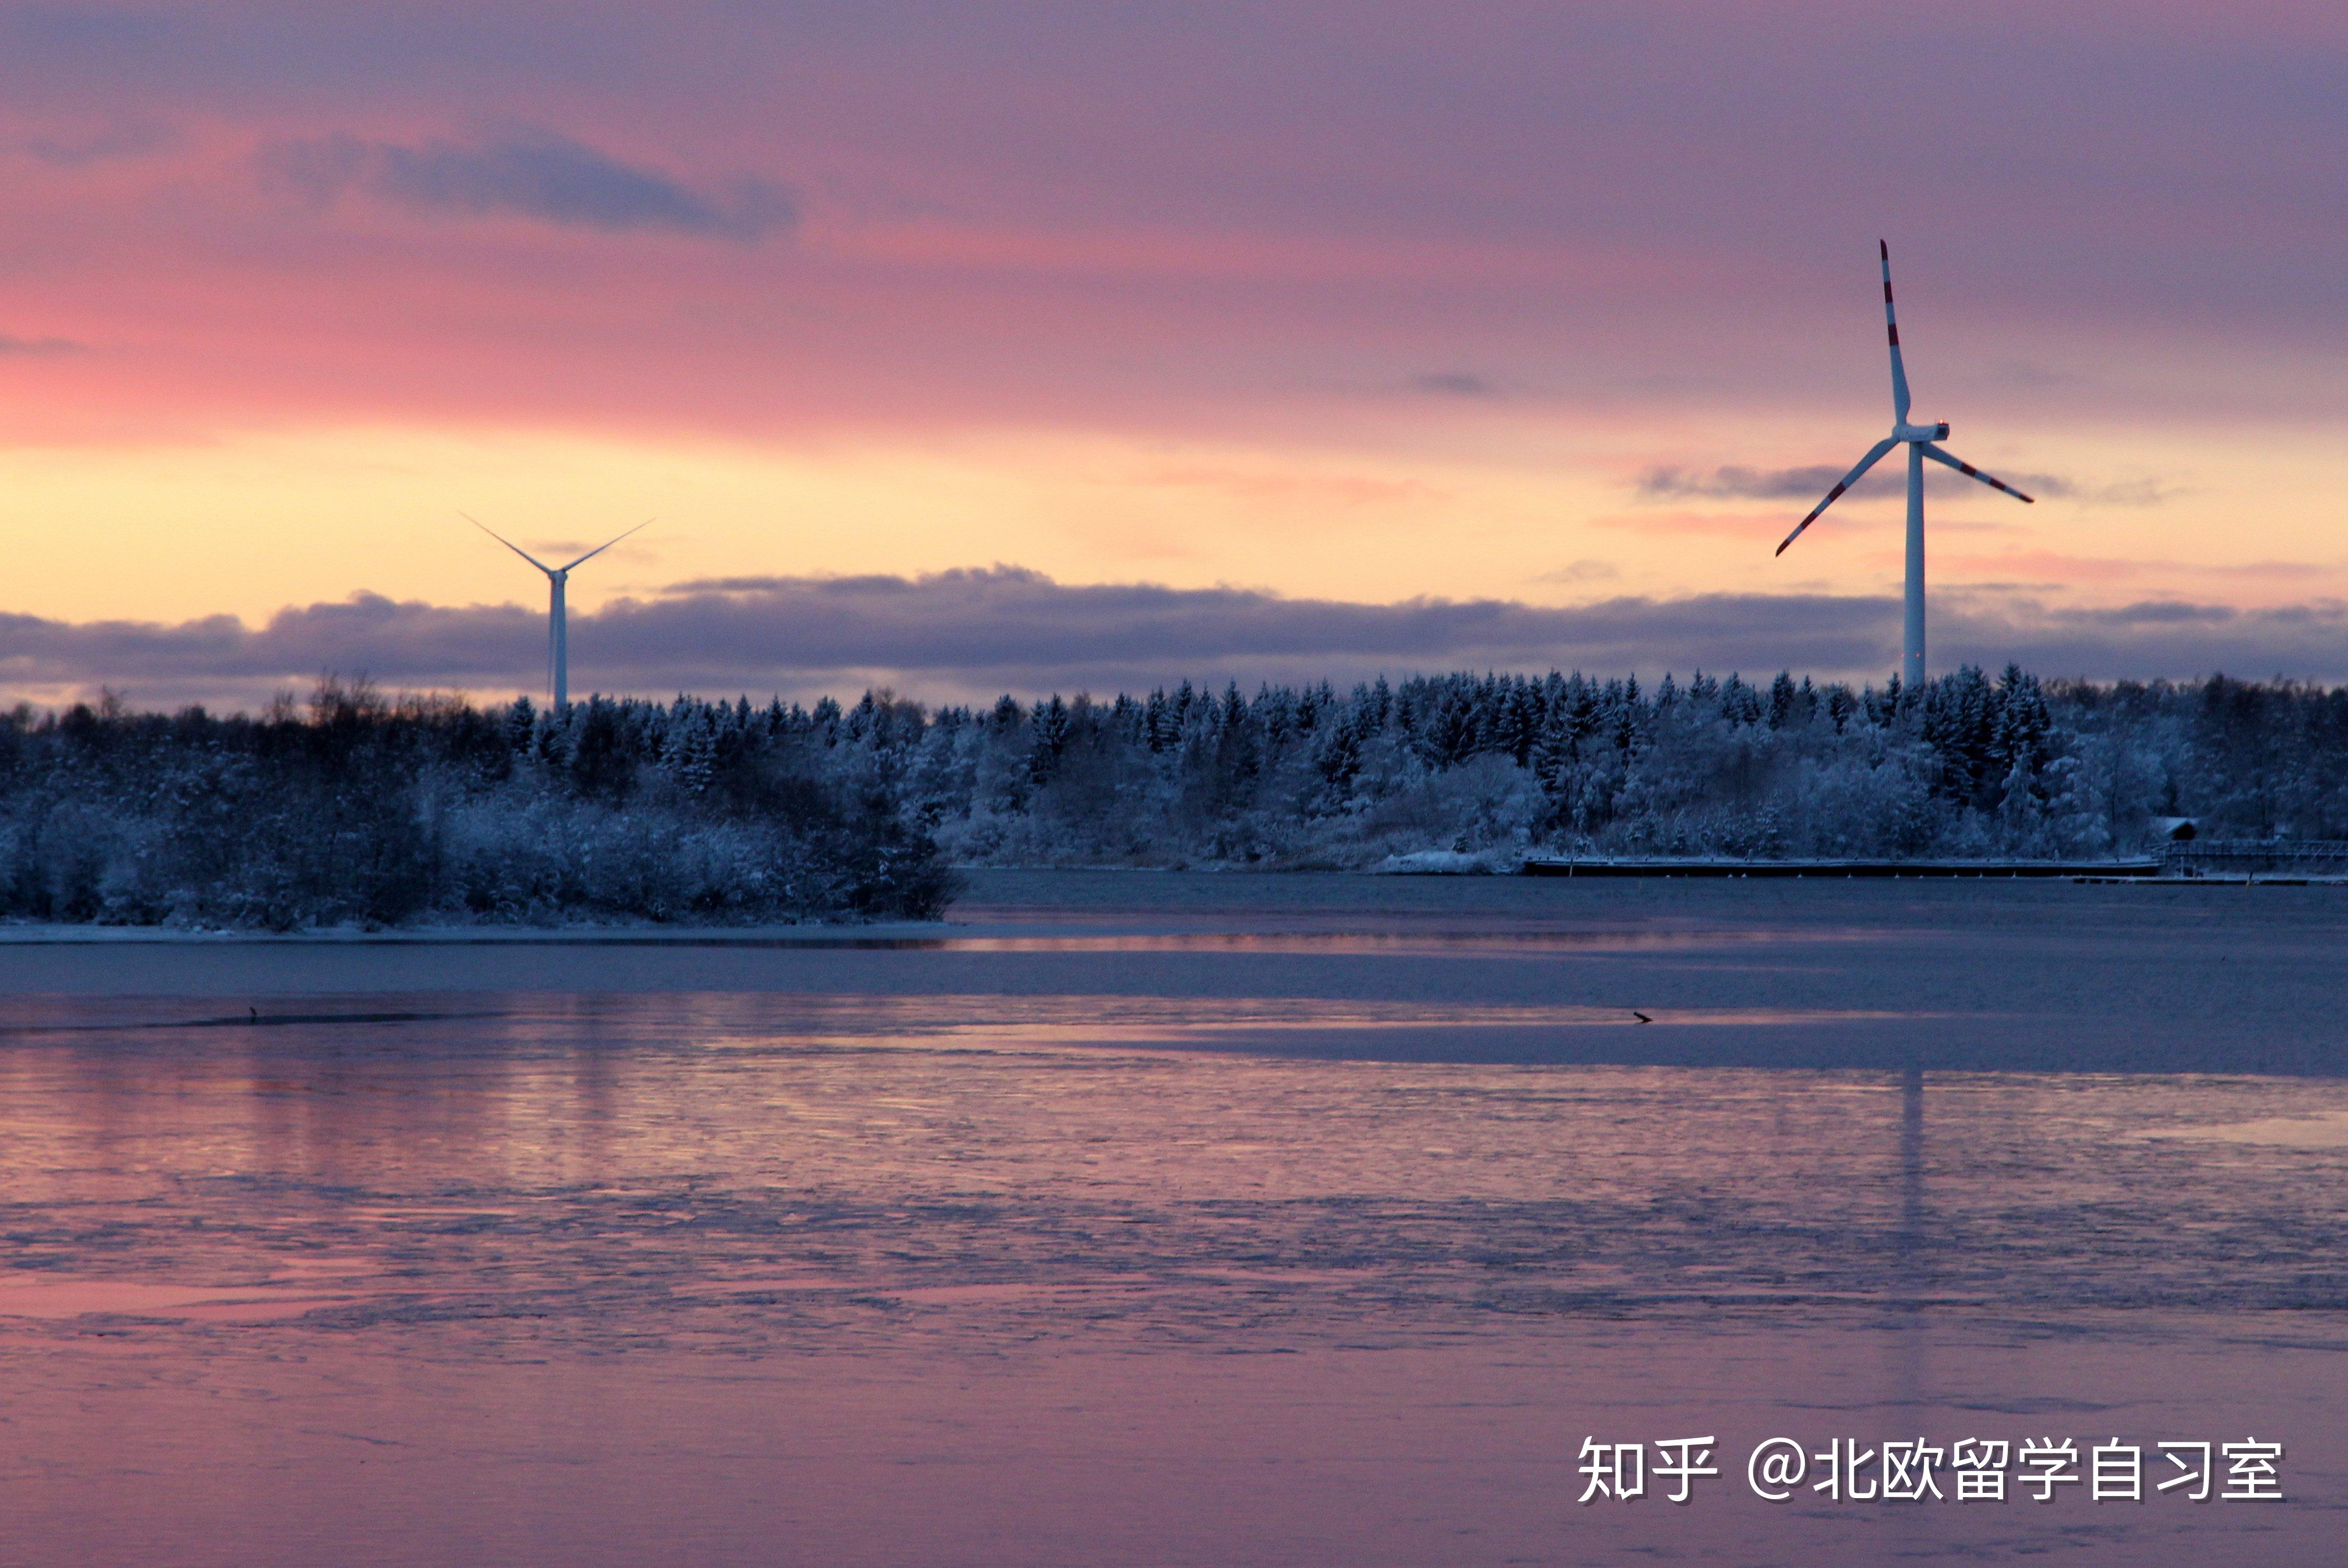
[2,2,2344,704]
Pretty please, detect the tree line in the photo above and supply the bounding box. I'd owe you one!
[904,666,2344,866]
[0,666,2337,926]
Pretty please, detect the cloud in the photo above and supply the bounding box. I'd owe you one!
[1406,371,1497,398]
[1635,462,2169,508]
[1932,593,2348,681]
[0,331,83,356]
[1536,559,1621,585]
[258,126,794,242]
[0,5,174,52]
[2,3,2341,460]
[1638,464,1849,501]
[2069,477,2178,509]
[8,568,2348,713]
[1938,549,2325,588]
[20,121,176,167]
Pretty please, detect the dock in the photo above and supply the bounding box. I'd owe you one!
[1520,857,2165,879]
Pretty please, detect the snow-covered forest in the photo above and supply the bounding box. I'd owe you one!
[0,666,2338,927]
[0,681,955,929]
[902,665,2345,867]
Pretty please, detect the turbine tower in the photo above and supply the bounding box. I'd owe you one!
[1775,242,2034,688]
[466,514,649,709]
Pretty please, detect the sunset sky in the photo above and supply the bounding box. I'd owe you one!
[3,1,2344,707]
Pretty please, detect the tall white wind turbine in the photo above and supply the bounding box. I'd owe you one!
[466,514,649,709]
[1775,242,2034,688]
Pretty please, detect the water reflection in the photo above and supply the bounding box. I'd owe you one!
[4,998,2344,1333]
[0,994,2342,1565]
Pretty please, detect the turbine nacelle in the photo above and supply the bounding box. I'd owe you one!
[1895,421,1950,443]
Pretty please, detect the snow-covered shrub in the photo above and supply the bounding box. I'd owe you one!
[0,684,956,929]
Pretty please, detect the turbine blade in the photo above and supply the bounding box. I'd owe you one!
[559,518,653,573]
[1880,239,1912,424]
[1775,438,1899,556]
[1920,443,2035,503]
[463,512,555,574]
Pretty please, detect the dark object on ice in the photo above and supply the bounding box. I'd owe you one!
[1631,1011,1652,1023]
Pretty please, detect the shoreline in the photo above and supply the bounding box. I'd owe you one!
[0,861,2338,949]
[0,920,967,946]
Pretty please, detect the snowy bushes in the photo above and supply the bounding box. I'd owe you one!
[0,684,957,930]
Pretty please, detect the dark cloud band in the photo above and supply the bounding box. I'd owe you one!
[2,569,2342,711]
[0,332,84,356]
[1639,462,2087,503]
[258,126,793,242]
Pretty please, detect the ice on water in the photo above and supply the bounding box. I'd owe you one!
[1,871,2343,1566]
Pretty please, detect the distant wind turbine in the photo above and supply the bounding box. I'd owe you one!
[465,514,649,709]
[1775,242,2034,687]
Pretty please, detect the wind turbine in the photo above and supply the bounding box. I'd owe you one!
[465,514,649,709]
[1775,242,2034,688]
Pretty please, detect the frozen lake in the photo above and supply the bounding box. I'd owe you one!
[2,871,2344,1565]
